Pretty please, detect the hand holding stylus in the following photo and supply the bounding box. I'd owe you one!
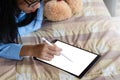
[42,38,73,62]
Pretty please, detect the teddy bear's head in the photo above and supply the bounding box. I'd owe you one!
[44,0,83,21]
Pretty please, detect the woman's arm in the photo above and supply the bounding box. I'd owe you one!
[18,0,44,36]
[0,43,61,61]
[20,43,62,61]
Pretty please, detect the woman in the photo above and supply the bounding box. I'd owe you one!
[0,0,62,61]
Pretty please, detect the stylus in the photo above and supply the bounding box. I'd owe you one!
[42,37,73,62]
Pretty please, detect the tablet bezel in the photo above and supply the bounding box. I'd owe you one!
[34,39,101,79]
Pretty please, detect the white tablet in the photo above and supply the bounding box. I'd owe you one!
[34,40,100,78]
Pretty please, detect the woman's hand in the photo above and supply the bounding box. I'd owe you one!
[20,43,62,61]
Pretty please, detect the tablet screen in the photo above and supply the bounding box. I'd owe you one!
[36,40,100,78]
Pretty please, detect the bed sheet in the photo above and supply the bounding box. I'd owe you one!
[19,16,120,80]
[0,0,118,80]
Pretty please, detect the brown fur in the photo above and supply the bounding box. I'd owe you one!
[44,0,83,21]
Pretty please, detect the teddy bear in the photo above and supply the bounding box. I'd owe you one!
[44,0,83,21]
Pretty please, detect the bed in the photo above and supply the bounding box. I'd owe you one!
[0,0,120,80]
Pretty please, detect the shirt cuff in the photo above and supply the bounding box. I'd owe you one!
[0,43,23,60]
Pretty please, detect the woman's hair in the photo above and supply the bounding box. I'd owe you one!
[0,0,37,43]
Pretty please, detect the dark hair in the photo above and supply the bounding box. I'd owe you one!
[0,0,37,43]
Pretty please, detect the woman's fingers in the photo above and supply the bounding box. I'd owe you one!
[35,43,62,61]
[48,44,62,56]
[41,52,54,61]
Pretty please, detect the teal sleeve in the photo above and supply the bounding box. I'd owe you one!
[18,1,44,36]
[0,43,23,60]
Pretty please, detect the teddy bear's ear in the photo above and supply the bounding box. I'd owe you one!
[44,0,72,21]
[65,0,83,14]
